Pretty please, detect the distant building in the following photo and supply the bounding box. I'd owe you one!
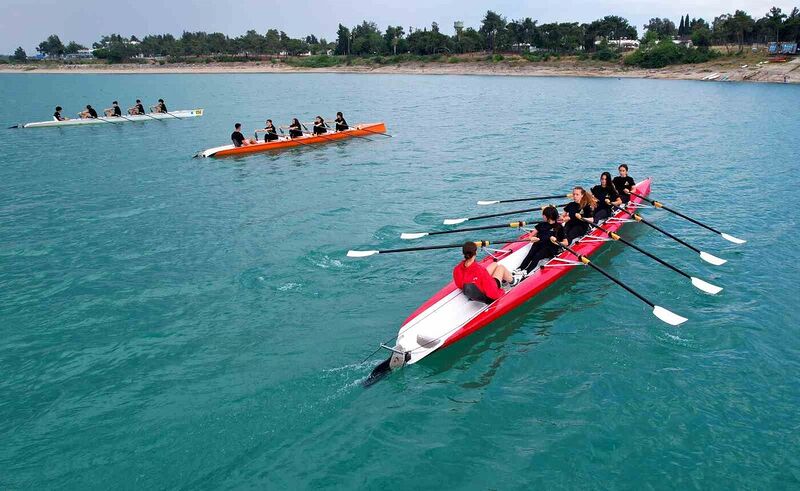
[64,49,94,60]
[595,39,640,51]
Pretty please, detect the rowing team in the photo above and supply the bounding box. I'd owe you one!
[454,164,636,303]
[52,99,169,121]
[230,112,349,147]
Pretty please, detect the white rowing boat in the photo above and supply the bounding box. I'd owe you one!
[16,109,204,128]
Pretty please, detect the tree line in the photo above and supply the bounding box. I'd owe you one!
[15,6,800,62]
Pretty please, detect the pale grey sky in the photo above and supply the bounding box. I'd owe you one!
[1,0,794,53]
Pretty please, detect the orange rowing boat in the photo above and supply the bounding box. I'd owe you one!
[197,122,387,158]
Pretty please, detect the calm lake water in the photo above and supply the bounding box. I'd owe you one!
[1,73,798,489]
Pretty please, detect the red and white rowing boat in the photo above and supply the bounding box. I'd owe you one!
[349,176,745,385]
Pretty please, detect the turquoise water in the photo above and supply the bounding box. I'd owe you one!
[1,73,798,489]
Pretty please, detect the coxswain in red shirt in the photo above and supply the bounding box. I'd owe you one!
[453,241,518,304]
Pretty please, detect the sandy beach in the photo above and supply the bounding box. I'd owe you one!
[1,57,798,83]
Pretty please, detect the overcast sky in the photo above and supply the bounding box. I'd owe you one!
[1,0,794,54]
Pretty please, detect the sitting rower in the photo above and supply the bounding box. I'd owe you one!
[334,111,348,131]
[453,241,517,304]
[231,123,254,147]
[79,105,98,119]
[288,118,303,138]
[591,172,621,222]
[151,99,168,113]
[53,106,68,121]
[128,99,146,115]
[517,206,568,274]
[612,164,636,204]
[562,186,597,243]
[257,119,279,142]
[104,101,122,117]
[313,116,327,135]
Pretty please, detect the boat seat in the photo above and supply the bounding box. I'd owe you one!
[462,283,493,304]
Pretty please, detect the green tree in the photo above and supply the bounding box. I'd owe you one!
[691,26,713,48]
[644,18,677,37]
[383,25,406,55]
[334,24,351,55]
[480,10,507,52]
[351,21,384,55]
[765,6,787,42]
[64,41,87,54]
[37,34,65,57]
[12,46,27,62]
[679,16,685,36]
[265,29,281,54]
[731,10,755,51]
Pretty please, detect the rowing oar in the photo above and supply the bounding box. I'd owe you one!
[8,124,19,129]
[400,221,541,240]
[578,216,722,294]
[612,204,727,266]
[629,191,746,244]
[348,239,533,258]
[443,203,569,225]
[553,237,688,326]
[325,121,373,141]
[355,124,392,137]
[162,111,183,120]
[477,193,572,206]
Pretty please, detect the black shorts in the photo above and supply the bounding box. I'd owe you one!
[495,278,501,289]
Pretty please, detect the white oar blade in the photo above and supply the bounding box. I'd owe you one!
[476,200,499,206]
[700,251,727,266]
[347,250,379,258]
[691,277,723,295]
[721,233,746,244]
[400,232,428,240]
[653,306,688,326]
[443,218,468,225]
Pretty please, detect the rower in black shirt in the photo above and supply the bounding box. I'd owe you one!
[334,111,348,131]
[152,99,168,113]
[53,106,67,121]
[591,172,622,223]
[288,118,303,138]
[517,206,568,274]
[313,116,327,135]
[79,105,98,119]
[562,186,597,243]
[231,122,251,147]
[612,164,636,204]
[104,101,122,117]
[129,99,146,115]
[258,119,279,142]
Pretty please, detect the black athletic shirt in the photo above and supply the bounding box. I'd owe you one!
[136,103,145,114]
[591,185,619,212]
[563,201,593,222]
[159,102,168,112]
[88,107,98,118]
[612,176,636,203]
[335,117,348,131]
[54,111,64,121]
[534,221,566,255]
[113,105,122,116]
[231,131,245,147]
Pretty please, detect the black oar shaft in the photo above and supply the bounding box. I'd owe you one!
[615,206,701,254]
[585,220,689,279]
[430,221,533,236]
[495,195,568,204]
[466,203,569,221]
[562,244,655,308]
[381,241,488,254]
[631,191,723,235]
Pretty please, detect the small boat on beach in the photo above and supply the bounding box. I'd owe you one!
[349,178,745,385]
[14,109,204,128]
[196,122,387,158]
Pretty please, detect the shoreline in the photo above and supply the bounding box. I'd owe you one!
[1,59,798,84]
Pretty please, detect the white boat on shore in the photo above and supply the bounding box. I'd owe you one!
[14,109,204,128]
